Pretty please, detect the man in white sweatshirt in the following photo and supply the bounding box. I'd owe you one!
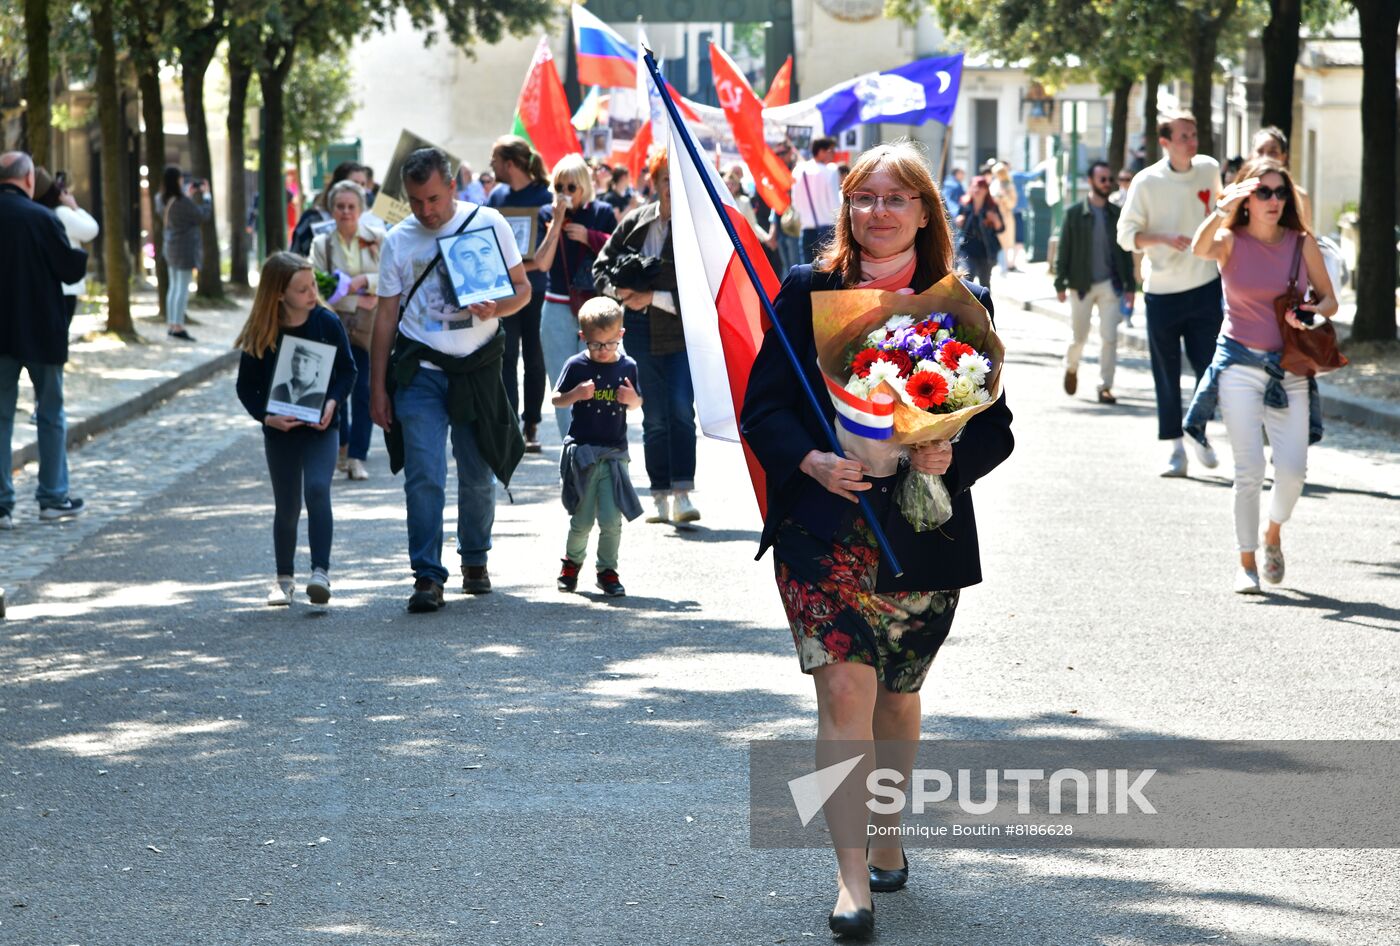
[1117,111,1223,477]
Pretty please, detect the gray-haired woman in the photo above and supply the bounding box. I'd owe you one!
[311,180,385,480]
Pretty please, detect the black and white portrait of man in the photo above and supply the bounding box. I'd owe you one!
[439,227,513,308]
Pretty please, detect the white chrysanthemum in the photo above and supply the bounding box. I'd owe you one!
[865,359,903,388]
[956,352,991,384]
[844,374,872,398]
[883,314,915,333]
[965,387,991,406]
[914,358,940,375]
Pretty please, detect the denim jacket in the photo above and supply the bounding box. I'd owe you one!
[1185,335,1323,447]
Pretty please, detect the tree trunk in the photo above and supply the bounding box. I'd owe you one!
[182,56,223,298]
[1189,25,1220,160]
[137,68,168,319]
[1108,77,1132,175]
[93,0,132,335]
[227,51,253,288]
[1260,0,1302,139]
[1143,65,1163,166]
[258,61,292,254]
[1349,0,1399,342]
[22,0,50,167]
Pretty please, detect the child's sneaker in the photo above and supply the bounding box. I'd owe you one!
[267,576,294,606]
[595,569,625,597]
[557,558,581,592]
[306,568,331,604]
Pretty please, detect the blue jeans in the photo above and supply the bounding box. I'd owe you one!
[778,232,802,277]
[337,344,373,461]
[0,358,68,510]
[502,288,546,427]
[624,310,697,493]
[394,367,496,583]
[1145,278,1223,440]
[263,425,338,575]
[541,299,584,440]
[166,267,193,327]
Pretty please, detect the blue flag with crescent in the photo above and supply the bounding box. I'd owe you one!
[816,53,964,135]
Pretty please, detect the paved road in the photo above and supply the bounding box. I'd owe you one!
[2,311,1397,945]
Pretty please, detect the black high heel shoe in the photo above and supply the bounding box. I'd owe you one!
[828,905,875,940]
[868,847,909,892]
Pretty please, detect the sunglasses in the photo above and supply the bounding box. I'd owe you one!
[565,183,579,193]
[1251,185,1290,202]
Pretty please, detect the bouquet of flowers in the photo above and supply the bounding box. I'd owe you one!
[314,268,353,306]
[812,273,1004,530]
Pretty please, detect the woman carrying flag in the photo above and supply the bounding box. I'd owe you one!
[741,142,1014,941]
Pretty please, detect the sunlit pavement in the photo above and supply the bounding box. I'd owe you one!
[2,311,1397,944]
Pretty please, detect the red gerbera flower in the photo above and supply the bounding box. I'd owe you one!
[913,319,938,337]
[851,348,882,377]
[906,370,949,410]
[939,340,976,371]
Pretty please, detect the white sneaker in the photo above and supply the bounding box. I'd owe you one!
[267,577,294,606]
[306,568,331,604]
[1186,436,1219,470]
[673,491,701,523]
[1160,448,1188,478]
[347,458,369,481]
[1234,567,1263,595]
[646,494,671,523]
[1261,542,1285,585]
[0,509,12,530]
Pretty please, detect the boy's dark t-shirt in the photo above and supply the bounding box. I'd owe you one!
[555,351,639,449]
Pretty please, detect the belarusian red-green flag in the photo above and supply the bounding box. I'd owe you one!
[514,37,581,171]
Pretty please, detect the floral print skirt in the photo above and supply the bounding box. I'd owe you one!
[773,515,959,694]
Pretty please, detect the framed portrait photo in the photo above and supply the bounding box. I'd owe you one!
[499,207,540,261]
[266,337,337,423]
[437,226,516,309]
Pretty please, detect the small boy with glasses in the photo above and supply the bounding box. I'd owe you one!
[552,298,643,596]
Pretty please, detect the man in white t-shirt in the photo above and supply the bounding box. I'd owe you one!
[791,136,842,264]
[369,148,531,613]
[1117,111,1223,478]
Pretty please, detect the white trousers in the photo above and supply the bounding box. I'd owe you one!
[1064,279,1120,391]
[1217,363,1309,552]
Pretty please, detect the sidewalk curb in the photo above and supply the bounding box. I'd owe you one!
[12,348,241,471]
[998,290,1400,438]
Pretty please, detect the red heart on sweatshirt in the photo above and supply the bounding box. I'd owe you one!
[1198,189,1212,213]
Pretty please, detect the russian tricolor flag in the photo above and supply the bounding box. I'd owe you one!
[572,5,637,89]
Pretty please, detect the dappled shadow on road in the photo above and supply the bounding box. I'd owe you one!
[2,354,1390,945]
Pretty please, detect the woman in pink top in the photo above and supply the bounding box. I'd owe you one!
[1190,158,1337,594]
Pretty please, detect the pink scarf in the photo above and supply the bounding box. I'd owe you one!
[856,247,917,293]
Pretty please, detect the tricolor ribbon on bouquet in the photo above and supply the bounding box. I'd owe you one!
[824,377,895,440]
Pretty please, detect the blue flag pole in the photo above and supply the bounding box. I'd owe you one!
[642,49,903,578]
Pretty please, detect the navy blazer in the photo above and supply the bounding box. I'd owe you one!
[0,184,89,364]
[740,265,1014,593]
